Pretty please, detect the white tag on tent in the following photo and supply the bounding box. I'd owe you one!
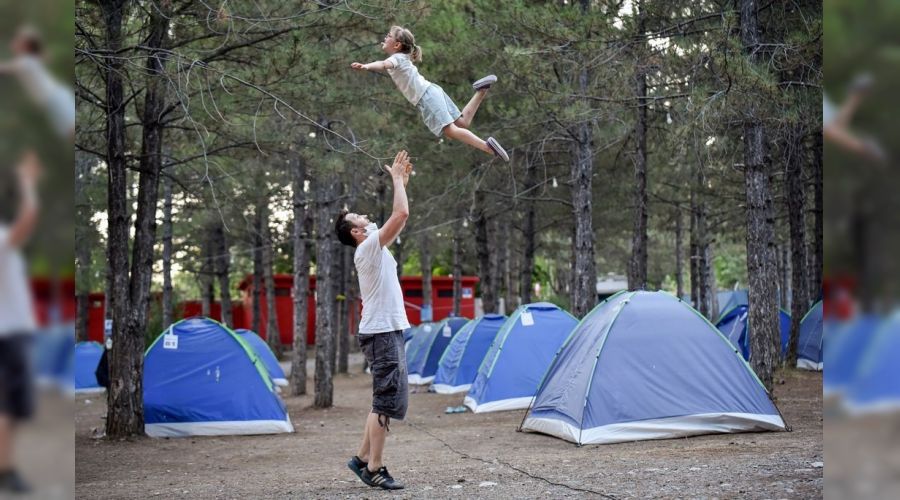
[520,311,535,327]
[424,325,433,333]
[163,334,178,350]
[442,324,452,337]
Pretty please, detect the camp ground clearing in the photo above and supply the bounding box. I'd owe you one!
[75,357,822,499]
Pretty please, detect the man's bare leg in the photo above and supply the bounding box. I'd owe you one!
[356,411,372,461]
[366,412,389,471]
[0,415,12,472]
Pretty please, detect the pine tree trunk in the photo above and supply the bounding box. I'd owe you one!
[338,246,352,374]
[452,228,462,316]
[474,192,496,313]
[489,218,503,313]
[675,209,684,299]
[252,211,263,335]
[521,159,537,305]
[707,240,719,322]
[693,166,711,318]
[742,0,779,390]
[394,237,405,278]
[629,6,649,291]
[161,175,174,329]
[330,236,341,371]
[261,205,282,358]
[786,130,809,364]
[419,235,433,319]
[215,222,233,329]
[690,188,699,307]
[75,154,92,342]
[314,179,335,408]
[494,218,508,314]
[810,132,823,299]
[291,154,311,396]
[200,227,214,317]
[570,99,596,318]
[105,0,170,437]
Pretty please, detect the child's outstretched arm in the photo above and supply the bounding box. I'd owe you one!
[350,59,395,74]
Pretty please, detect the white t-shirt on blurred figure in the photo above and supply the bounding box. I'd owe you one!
[0,225,36,336]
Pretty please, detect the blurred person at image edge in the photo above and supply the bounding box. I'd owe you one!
[0,151,41,494]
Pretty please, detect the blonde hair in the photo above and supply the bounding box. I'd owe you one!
[389,25,422,63]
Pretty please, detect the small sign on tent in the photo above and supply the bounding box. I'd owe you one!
[442,324,452,337]
[163,334,179,350]
[520,311,535,327]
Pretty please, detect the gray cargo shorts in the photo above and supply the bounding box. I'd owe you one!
[359,330,408,420]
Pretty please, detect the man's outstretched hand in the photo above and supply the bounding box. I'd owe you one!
[383,150,413,187]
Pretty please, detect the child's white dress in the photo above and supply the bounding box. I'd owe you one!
[12,55,75,138]
[386,53,461,137]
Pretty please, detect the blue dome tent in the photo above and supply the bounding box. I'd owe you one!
[74,341,105,394]
[716,305,791,360]
[236,329,288,387]
[143,318,294,437]
[432,314,506,394]
[844,313,900,414]
[522,291,785,445]
[406,317,469,385]
[797,301,824,371]
[823,315,881,397]
[464,303,577,413]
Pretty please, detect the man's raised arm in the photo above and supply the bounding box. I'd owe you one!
[379,150,412,248]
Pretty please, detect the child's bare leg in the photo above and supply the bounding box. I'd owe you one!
[443,124,492,155]
[835,93,865,129]
[824,125,886,163]
[455,90,488,129]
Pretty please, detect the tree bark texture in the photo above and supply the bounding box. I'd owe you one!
[261,204,282,358]
[252,210,263,335]
[200,227,214,318]
[675,209,684,299]
[452,226,462,316]
[570,86,597,319]
[521,158,537,306]
[291,154,311,395]
[742,0,780,390]
[75,154,92,342]
[810,132,823,300]
[104,0,170,438]
[161,175,174,329]
[314,180,335,408]
[419,235,433,315]
[474,192,496,313]
[629,6,649,291]
[214,222,233,329]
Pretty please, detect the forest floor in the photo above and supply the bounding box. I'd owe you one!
[75,355,822,499]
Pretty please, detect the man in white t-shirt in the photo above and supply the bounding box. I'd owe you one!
[0,151,40,494]
[336,150,412,491]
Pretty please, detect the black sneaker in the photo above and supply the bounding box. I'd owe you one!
[347,456,368,482]
[0,469,31,494]
[361,466,405,490]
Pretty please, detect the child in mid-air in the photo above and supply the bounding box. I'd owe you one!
[824,74,886,164]
[0,26,75,142]
[351,25,510,162]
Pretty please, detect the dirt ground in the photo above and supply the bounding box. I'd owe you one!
[825,404,900,500]
[75,358,822,499]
